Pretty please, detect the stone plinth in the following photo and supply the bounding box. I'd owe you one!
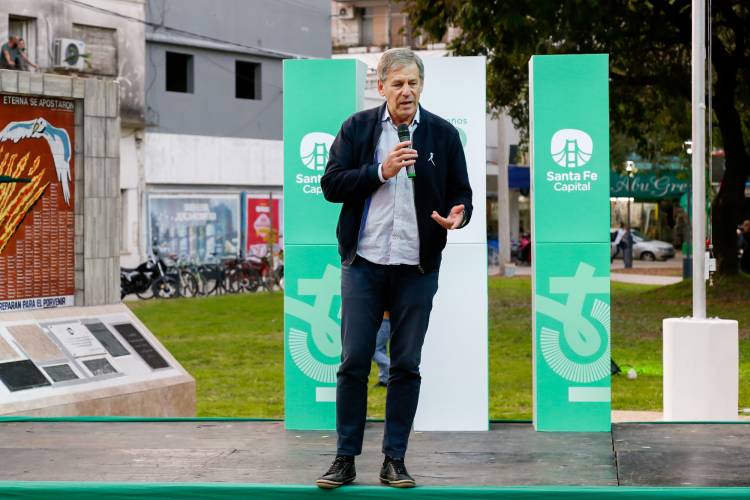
[0,304,196,417]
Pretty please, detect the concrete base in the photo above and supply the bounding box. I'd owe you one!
[663,317,738,421]
[2,376,195,417]
[3,421,750,486]
[0,304,195,417]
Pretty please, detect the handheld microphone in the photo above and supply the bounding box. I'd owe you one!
[397,124,416,178]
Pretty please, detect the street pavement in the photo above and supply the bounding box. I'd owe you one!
[493,252,684,286]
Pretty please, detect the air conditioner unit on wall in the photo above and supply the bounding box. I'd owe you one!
[338,6,356,19]
[53,38,86,71]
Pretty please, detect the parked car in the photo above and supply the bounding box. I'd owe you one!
[610,229,675,261]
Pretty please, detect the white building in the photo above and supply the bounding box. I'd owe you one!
[135,0,331,266]
[0,0,147,268]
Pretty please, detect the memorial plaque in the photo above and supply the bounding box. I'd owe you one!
[0,360,51,391]
[112,323,170,369]
[0,336,21,362]
[82,358,118,376]
[43,364,79,382]
[84,322,130,357]
[8,324,65,362]
[48,323,106,358]
[0,93,76,312]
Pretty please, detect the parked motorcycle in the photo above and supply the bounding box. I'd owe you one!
[120,248,179,299]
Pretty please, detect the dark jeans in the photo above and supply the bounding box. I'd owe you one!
[336,256,439,459]
[373,318,390,384]
[611,241,626,262]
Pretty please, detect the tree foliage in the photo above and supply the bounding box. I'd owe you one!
[401,0,749,273]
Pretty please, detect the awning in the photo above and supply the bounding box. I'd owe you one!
[508,165,530,190]
[485,164,530,196]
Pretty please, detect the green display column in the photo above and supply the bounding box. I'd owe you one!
[283,59,366,430]
[529,54,611,432]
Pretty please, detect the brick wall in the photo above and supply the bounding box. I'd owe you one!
[72,24,118,77]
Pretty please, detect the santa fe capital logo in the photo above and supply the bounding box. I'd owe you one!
[300,132,335,171]
[550,129,593,168]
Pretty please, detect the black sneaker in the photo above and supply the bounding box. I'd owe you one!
[379,456,416,488]
[316,456,356,489]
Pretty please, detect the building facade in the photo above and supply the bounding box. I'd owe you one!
[331,0,458,53]
[0,0,147,268]
[141,0,330,265]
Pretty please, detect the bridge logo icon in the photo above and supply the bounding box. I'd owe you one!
[300,132,335,172]
[550,129,593,168]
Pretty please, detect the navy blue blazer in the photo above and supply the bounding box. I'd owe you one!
[321,103,473,272]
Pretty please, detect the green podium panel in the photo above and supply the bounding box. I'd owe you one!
[283,59,366,246]
[530,54,611,432]
[530,54,610,244]
[533,243,611,432]
[283,245,341,430]
[282,59,366,429]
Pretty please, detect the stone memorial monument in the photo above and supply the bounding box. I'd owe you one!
[0,70,195,416]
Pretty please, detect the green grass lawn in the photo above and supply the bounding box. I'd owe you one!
[127,274,750,419]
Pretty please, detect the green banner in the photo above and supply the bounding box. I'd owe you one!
[283,59,365,246]
[282,59,365,430]
[284,245,342,430]
[534,243,611,431]
[529,54,611,432]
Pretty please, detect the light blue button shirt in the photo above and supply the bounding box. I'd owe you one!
[356,107,421,266]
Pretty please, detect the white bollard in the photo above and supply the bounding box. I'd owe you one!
[663,318,738,421]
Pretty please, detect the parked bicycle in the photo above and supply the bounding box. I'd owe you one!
[121,250,285,300]
[172,255,203,297]
[177,254,237,296]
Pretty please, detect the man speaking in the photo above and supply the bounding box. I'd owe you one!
[317,48,473,489]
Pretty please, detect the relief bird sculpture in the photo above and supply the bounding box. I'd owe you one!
[0,117,72,204]
[0,117,73,254]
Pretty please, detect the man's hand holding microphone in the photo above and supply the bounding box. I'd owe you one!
[380,124,465,231]
[381,140,417,181]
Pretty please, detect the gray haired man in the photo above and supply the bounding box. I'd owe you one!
[316,48,473,488]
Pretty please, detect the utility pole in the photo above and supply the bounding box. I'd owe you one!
[691,0,706,318]
[624,161,634,269]
[662,0,737,422]
[268,192,275,272]
[385,0,392,48]
[496,115,511,274]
